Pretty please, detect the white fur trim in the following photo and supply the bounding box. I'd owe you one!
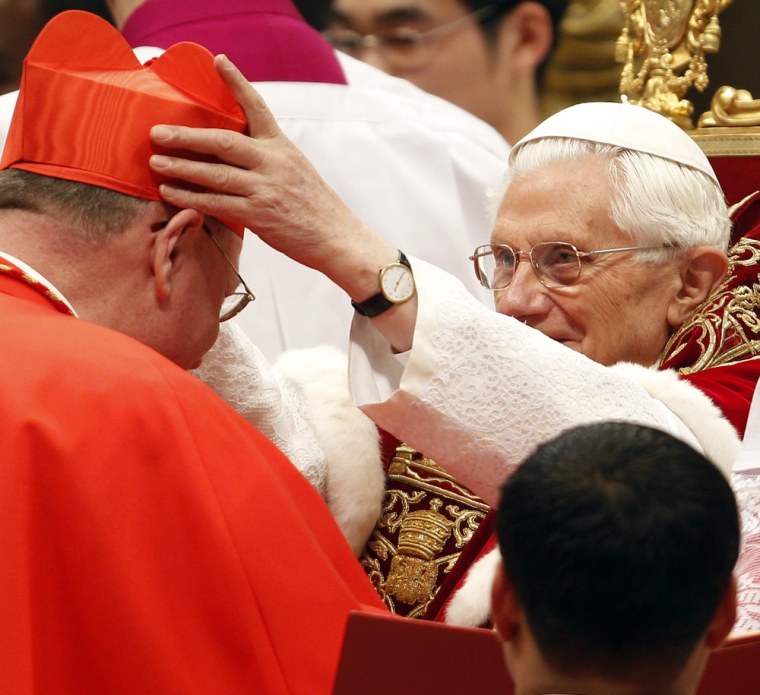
[609,363,741,478]
[445,365,742,627]
[445,547,501,627]
[275,346,384,555]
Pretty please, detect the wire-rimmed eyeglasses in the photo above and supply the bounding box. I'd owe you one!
[323,1,503,71]
[203,224,256,322]
[469,241,674,290]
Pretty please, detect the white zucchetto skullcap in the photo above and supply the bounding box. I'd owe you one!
[511,101,718,184]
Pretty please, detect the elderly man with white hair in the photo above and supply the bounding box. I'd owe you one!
[147,57,759,625]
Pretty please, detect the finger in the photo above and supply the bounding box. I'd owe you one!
[158,183,254,228]
[215,54,282,140]
[150,154,256,195]
[150,125,256,169]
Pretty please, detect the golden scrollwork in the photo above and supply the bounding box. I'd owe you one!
[617,0,732,128]
[661,234,760,371]
[698,86,760,127]
[360,445,491,619]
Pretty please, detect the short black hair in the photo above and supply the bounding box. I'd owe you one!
[496,422,739,679]
[41,0,112,23]
[462,0,568,32]
[462,0,570,86]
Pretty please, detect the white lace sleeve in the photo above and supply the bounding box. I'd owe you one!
[733,470,760,633]
[350,258,738,506]
[192,322,327,495]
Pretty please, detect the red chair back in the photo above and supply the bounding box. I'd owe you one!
[697,631,760,694]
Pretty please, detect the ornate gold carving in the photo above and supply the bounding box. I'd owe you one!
[699,86,760,127]
[689,128,760,157]
[361,445,490,619]
[661,235,760,371]
[617,0,732,128]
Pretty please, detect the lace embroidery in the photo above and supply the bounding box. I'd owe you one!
[363,261,690,505]
[733,470,760,632]
[192,322,327,494]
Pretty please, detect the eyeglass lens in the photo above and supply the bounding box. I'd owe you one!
[324,3,499,70]
[324,27,432,70]
[219,285,252,322]
[475,243,582,289]
[326,27,423,54]
[203,224,255,322]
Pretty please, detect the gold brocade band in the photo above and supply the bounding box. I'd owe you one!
[0,257,75,317]
[361,444,492,619]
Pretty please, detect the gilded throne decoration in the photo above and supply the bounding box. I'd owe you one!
[617,0,732,128]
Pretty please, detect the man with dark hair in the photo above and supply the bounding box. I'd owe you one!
[491,422,740,695]
[461,0,566,80]
[324,0,570,142]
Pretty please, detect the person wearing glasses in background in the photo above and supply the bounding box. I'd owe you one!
[0,13,388,693]
[151,62,758,626]
[324,0,570,143]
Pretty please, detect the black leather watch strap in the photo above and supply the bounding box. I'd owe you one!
[351,251,412,318]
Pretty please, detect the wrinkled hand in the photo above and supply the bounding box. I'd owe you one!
[149,55,415,350]
[149,54,394,288]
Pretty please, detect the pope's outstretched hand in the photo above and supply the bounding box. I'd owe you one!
[149,54,416,350]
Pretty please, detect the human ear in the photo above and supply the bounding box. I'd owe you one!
[498,2,554,75]
[151,208,204,301]
[705,575,737,649]
[667,246,729,328]
[490,560,521,642]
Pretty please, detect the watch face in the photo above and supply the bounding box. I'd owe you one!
[380,262,415,303]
